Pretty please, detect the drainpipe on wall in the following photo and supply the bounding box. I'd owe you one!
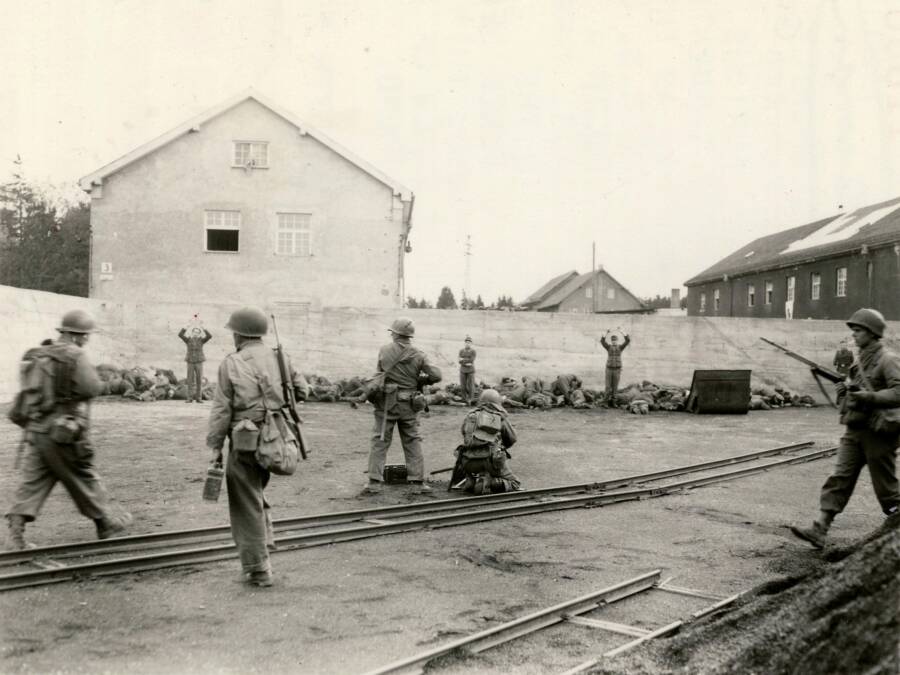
[398,193,415,307]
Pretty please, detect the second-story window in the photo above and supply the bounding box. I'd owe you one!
[747,284,755,307]
[811,272,821,300]
[233,141,269,168]
[277,213,311,256]
[205,210,240,252]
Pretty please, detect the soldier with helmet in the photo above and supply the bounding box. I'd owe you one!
[791,308,900,548]
[362,317,442,494]
[5,309,132,549]
[452,389,522,495]
[206,307,309,586]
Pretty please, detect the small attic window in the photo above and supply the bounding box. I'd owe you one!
[233,141,268,168]
[744,250,755,258]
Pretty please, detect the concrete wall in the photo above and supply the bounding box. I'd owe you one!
[89,98,407,309]
[7,284,900,403]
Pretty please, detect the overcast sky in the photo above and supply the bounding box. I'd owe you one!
[5,0,900,305]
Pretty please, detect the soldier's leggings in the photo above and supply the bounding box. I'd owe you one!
[820,427,900,516]
[368,402,424,482]
[187,363,204,401]
[225,445,273,574]
[6,432,108,522]
[605,367,621,402]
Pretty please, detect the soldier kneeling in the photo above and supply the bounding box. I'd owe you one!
[452,389,522,494]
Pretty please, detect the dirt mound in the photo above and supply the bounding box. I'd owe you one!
[593,525,899,675]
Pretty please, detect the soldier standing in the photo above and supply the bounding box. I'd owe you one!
[363,318,442,494]
[791,308,900,548]
[5,310,132,549]
[601,329,631,406]
[453,389,522,494]
[178,320,213,403]
[206,307,309,586]
[458,336,477,405]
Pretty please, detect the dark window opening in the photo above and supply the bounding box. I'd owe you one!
[207,229,239,252]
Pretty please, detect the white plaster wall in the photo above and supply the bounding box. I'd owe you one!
[89,99,405,308]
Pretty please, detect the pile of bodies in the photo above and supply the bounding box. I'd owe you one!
[304,373,819,413]
[91,367,818,412]
[95,364,215,402]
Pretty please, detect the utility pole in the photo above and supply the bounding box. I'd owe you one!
[464,234,472,309]
[592,241,597,313]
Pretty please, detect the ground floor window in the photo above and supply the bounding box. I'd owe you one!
[205,210,241,252]
[836,267,847,297]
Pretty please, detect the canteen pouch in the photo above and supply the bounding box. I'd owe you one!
[256,409,299,476]
[232,419,260,451]
[411,392,428,412]
[49,415,82,445]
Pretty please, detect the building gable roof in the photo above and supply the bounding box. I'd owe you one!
[685,196,900,286]
[78,88,412,200]
[521,269,579,307]
[535,269,647,311]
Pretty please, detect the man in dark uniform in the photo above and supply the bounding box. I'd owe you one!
[791,308,900,548]
[458,336,477,405]
[833,339,854,378]
[453,389,522,494]
[6,310,132,549]
[601,329,631,406]
[363,318,442,494]
[207,307,309,586]
[179,322,213,403]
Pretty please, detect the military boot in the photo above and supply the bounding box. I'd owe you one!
[790,520,829,549]
[6,515,28,551]
[95,511,133,540]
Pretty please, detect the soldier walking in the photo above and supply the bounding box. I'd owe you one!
[206,307,309,586]
[601,329,631,406]
[458,336,477,405]
[178,320,213,403]
[5,310,132,549]
[791,308,900,548]
[363,318,442,494]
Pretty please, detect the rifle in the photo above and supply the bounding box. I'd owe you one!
[760,337,846,408]
[270,315,309,460]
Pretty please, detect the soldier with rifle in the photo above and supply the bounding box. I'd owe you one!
[361,318,442,495]
[206,307,309,586]
[763,308,900,548]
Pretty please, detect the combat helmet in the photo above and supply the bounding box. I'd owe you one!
[57,309,96,334]
[388,317,415,337]
[478,389,503,407]
[225,307,268,337]
[846,308,886,338]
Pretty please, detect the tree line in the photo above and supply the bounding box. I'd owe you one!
[407,286,516,310]
[0,159,90,297]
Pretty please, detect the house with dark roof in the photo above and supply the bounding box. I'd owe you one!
[79,89,414,309]
[684,196,900,319]
[521,267,649,313]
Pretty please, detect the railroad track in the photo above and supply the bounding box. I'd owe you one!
[0,441,832,592]
[362,569,744,675]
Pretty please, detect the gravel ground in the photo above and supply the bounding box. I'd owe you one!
[0,400,888,674]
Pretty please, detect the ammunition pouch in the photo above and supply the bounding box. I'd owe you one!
[49,415,83,445]
[232,419,261,451]
[411,392,427,412]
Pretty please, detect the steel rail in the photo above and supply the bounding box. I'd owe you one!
[360,570,663,675]
[0,446,835,592]
[0,441,814,566]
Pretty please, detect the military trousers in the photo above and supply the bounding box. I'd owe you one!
[226,446,275,574]
[605,367,622,402]
[459,371,476,404]
[187,362,204,401]
[6,432,109,522]
[461,450,521,490]
[820,427,900,516]
[368,402,424,482]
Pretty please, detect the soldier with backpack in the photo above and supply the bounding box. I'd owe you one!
[451,389,522,495]
[5,310,132,550]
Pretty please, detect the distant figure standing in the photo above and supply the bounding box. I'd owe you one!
[601,329,631,406]
[833,340,854,378]
[459,336,477,405]
[179,319,212,403]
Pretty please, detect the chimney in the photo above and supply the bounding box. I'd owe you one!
[670,288,681,309]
